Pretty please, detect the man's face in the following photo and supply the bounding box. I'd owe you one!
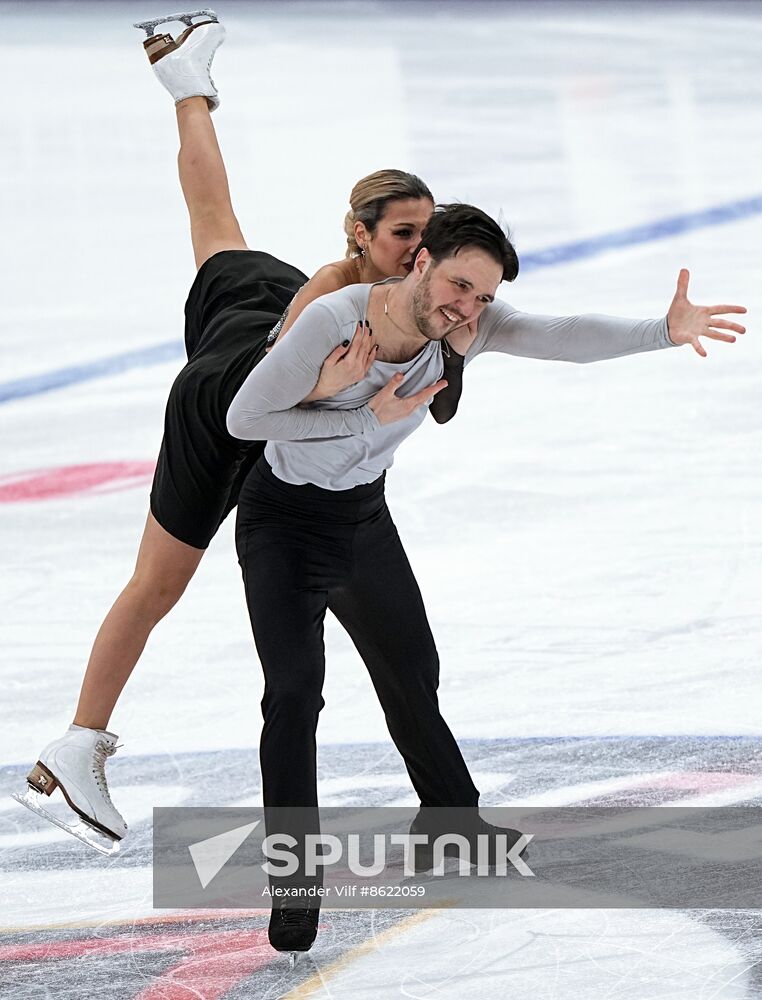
[411,248,502,341]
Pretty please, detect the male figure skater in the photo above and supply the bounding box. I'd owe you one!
[146,7,747,957]
[225,200,745,952]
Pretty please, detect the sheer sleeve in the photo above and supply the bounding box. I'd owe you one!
[429,340,465,424]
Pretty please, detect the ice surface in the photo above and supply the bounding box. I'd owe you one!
[1,1,761,997]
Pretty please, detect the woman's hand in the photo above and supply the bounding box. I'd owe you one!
[369,373,448,425]
[305,322,378,402]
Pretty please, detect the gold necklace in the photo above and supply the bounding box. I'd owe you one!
[384,287,415,338]
[384,286,453,357]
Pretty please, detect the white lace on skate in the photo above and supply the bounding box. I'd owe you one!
[92,739,120,808]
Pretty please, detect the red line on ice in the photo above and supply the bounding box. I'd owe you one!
[0,929,275,998]
[131,930,277,1000]
[0,462,155,502]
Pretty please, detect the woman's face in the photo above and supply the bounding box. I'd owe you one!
[363,198,434,279]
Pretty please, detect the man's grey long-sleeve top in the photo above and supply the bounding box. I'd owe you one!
[226,281,675,490]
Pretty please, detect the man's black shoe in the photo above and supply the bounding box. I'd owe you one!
[268,903,319,952]
[409,811,527,873]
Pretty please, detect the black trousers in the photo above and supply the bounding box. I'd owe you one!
[235,456,480,810]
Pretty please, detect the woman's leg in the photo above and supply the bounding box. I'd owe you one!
[175,96,248,270]
[73,512,204,730]
[16,18,249,850]
[71,37,238,731]
[72,29,269,729]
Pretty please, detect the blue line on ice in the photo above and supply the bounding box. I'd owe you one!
[3,193,761,406]
[0,340,186,406]
[519,194,762,271]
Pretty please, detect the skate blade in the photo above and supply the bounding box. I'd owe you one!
[11,788,121,857]
[133,8,218,36]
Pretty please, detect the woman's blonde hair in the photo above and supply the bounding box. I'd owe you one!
[343,169,434,258]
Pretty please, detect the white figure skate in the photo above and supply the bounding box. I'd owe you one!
[13,725,127,856]
[134,9,225,111]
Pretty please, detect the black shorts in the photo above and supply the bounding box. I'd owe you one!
[149,250,308,549]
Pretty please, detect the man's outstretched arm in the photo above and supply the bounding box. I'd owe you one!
[456,269,746,364]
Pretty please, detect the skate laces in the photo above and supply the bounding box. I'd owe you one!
[278,906,317,925]
[92,739,118,806]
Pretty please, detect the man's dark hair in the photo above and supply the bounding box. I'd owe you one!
[413,203,519,282]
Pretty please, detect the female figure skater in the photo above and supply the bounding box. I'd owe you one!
[17,10,446,851]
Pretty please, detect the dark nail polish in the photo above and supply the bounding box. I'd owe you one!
[342,339,350,347]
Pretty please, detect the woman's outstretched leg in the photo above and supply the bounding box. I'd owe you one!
[16,13,241,850]
[73,512,204,730]
[73,17,241,730]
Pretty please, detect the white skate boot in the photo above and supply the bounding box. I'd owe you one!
[13,725,127,855]
[134,9,225,111]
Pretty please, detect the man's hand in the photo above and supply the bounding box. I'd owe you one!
[305,322,378,402]
[369,373,448,425]
[667,269,747,357]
